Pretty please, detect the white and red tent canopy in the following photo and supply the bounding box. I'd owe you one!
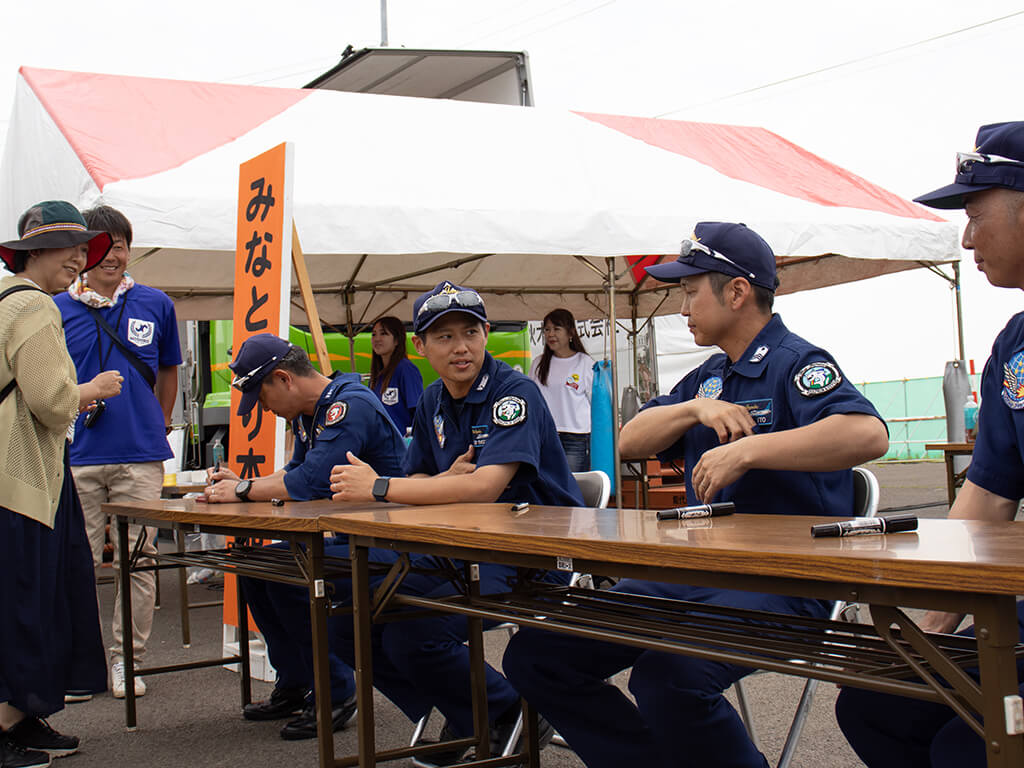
[0,67,958,325]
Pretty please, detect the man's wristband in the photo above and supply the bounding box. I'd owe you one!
[372,476,391,503]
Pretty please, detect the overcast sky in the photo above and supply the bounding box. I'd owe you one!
[2,0,1023,383]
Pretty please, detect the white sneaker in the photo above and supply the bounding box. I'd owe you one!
[110,661,147,699]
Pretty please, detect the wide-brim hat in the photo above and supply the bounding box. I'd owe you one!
[0,200,112,272]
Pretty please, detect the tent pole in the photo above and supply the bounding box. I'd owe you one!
[607,259,623,509]
[953,261,966,362]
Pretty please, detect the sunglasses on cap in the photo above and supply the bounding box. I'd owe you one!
[416,289,485,318]
[954,150,1024,174]
[230,355,281,390]
[679,239,756,281]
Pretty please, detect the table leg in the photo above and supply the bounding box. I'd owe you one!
[177,528,191,647]
[351,541,376,768]
[972,595,1024,768]
[236,571,252,707]
[945,453,957,507]
[118,516,137,730]
[466,564,489,761]
[308,534,336,768]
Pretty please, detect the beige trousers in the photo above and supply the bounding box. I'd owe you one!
[73,461,163,665]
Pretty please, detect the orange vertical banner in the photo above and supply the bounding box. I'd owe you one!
[225,142,294,630]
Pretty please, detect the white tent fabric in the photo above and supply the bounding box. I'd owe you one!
[0,67,959,326]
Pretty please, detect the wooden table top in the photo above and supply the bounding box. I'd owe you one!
[320,504,1024,595]
[925,442,975,452]
[103,497,385,533]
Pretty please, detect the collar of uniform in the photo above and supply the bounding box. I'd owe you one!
[463,352,498,405]
[317,371,359,409]
[729,314,788,378]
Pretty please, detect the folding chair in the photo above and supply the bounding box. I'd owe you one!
[733,465,880,767]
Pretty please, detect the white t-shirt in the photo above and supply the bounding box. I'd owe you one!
[529,351,593,434]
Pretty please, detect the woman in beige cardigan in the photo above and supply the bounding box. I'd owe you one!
[0,201,124,768]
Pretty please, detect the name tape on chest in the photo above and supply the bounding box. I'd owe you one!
[794,362,841,397]
[493,395,527,426]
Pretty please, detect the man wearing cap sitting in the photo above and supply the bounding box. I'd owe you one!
[329,282,583,763]
[204,333,407,740]
[836,123,1024,768]
[501,222,889,768]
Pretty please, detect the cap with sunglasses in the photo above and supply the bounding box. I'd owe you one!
[229,333,293,415]
[915,122,1024,210]
[644,222,777,291]
[413,281,488,334]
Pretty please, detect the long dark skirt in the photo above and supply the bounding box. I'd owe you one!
[0,446,106,716]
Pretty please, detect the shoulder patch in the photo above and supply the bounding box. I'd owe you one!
[493,395,527,426]
[1002,351,1024,409]
[325,401,348,425]
[794,362,841,397]
[696,376,723,400]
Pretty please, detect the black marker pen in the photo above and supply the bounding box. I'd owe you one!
[657,502,735,521]
[811,513,917,538]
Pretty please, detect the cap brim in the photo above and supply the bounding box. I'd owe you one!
[644,260,710,284]
[913,182,997,210]
[236,387,261,416]
[414,307,487,334]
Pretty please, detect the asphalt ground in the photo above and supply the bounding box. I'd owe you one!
[48,461,955,768]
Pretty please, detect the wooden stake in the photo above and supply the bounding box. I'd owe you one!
[291,222,331,374]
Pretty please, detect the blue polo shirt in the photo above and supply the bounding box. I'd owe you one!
[644,314,884,517]
[371,357,423,436]
[968,312,1024,500]
[56,284,182,465]
[404,352,583,507]
[285,372,407,501]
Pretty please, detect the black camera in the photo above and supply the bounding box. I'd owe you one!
[84,399,106,428]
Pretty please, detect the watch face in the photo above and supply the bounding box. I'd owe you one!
[372,477,389,500]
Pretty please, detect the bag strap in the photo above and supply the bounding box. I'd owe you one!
[87,306,157,390]
[0,285,48,405]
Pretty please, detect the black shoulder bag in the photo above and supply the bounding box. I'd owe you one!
[88,306,156,390]
[0,285,48,405]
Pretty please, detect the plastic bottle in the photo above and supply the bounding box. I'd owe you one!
[211,438,225,467]
[964,393,980,443]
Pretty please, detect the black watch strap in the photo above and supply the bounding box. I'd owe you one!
[372,476,391,503]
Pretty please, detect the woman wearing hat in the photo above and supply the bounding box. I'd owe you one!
[0,201,124,767]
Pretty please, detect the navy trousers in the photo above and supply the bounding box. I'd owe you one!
[238,538,356,703]
[502,579,831,768]
[333,555,568,737]
[835,601,1024,768]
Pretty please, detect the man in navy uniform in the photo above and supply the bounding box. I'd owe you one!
[204,333,406,740]
[836,122,1024,768]
[330,282,583,762]
[502,222,890,768]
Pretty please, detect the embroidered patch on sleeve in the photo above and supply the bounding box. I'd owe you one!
[493,395,527,426]
[325,401,348,425]
[794,363,841,397]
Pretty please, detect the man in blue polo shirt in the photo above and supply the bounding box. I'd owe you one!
[329,282,583,763]
[55,205,182,700]
[836,123,1024,768]
[204,333,406,740]
[502,222,890,768]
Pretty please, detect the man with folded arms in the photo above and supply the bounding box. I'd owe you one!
[502,222,889,768]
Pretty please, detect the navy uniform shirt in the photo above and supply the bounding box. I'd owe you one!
[644,315,884,517]
[968,311,1024,500]
[404,352,584,507]
[284,372,407,501]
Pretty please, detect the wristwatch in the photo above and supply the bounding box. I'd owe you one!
[372,476,391,503]
[234,479,253,502]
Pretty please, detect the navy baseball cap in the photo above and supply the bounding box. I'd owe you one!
[229,333,293,415]
[915,122,1024,210]
[413,281,487,334]
[645,222,777,291]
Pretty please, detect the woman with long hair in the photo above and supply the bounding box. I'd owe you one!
[0,201,124,766]
[369,316,423,437]
[529,308,593,472]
